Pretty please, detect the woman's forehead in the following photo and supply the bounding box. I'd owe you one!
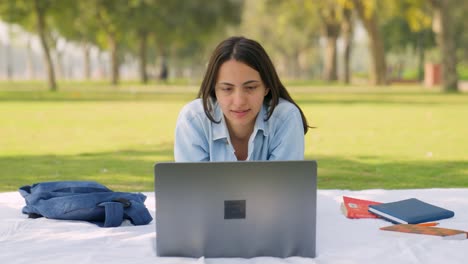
[216,59,261,84]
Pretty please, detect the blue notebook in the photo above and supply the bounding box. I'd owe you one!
[368,198,454,224]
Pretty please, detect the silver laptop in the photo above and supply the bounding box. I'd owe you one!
[154,160,317,258]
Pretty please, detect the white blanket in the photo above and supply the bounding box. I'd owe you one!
[1,189,467,264]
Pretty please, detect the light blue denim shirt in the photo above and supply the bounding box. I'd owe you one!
[174,98,305,161]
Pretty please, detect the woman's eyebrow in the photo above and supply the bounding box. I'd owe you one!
[218,82,234,86]
[242,80,260,85]
[218,80,260,86]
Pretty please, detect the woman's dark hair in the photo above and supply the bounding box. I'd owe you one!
[197,36,309,134]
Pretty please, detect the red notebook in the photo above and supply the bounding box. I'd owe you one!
[341,196,382,219]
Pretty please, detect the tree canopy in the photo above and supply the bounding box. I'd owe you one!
[1,0,466,92]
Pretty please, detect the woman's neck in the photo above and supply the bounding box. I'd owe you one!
[229,131,250,161]
[226,122,254,142]
[225,120,254,161]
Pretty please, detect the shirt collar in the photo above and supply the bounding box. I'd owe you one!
[212,102,269,141]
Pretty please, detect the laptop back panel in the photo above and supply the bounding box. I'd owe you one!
[155,160,317,258]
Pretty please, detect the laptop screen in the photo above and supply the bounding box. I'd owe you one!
[155,160,317,258]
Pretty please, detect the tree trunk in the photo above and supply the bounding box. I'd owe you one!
[342,8,353,84]
[321,8,340,82]
[138,32,148,84]
[33,0,56,91]
[26,37,36,79]
[352,0,387,85]
[55,49,64,80]
[324,35,338,81]
[367,24,387,85]
[417,32,425,82]
[430,0,458,92]
[83,42,91,80]
[295,49,303,79]
[98,51,107,80]
[159,57,168,82]
[108,34,119,86]
[6,24,13,80]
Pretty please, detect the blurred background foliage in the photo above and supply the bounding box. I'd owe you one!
[0,0,467,92]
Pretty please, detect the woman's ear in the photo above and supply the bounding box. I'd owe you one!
[264,88,270,96]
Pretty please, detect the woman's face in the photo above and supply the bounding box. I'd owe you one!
[215,59,269,136]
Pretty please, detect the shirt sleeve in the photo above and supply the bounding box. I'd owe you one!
[174,107,210,162]
[267,107,305,161]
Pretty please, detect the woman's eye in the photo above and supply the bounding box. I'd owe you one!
[246,86,257,90]
[220,87,232,92]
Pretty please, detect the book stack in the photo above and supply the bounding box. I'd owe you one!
[341,196,463,239]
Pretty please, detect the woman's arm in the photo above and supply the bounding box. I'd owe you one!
[267,107,305,160]
[174,105,210,162]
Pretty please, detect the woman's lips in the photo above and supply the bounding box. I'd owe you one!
[231,109,250,118]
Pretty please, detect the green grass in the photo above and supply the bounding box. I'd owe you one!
[458,63,468,80]
[1,81,467,192]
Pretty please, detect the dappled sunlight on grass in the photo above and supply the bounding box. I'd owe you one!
[0,143,173,192]
[1,84,467,191]
[309,154,468,190]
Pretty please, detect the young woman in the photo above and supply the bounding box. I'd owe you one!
[174,36,310,161]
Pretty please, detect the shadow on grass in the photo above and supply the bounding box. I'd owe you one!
[0,143,174,192]
[1,146,466,192]
[311,154,468,190]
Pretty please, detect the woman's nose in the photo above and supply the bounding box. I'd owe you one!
[232,89,247,105]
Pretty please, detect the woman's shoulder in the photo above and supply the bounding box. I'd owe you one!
[270,98,300,119]
[179,99,205,120]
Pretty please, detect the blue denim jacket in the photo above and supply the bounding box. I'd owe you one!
[174,98,305,161]
[19,181,153,227]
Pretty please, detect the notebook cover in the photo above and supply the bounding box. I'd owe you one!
[341,196,381,219]
[368,198,454,224]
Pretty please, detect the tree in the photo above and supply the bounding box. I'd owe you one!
[4,22,13,80]
[94,0,131,85]
[126,0,163,84]
[49,1,100,80]
[0,0,57,91]
[316,0,355,83]
[34,0,57,90]
[429,0,458,92]
[381,12,435,82]
[149,0,243,81]
[454,3,468,64]
[351,0,388,85]
[318,2,341,82]
[239,0,321,79]
[91,0,242,85]
[341,3,354,84]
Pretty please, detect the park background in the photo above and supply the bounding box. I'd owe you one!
[0,0,467,192]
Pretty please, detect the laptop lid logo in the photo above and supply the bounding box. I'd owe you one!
[224,200,246,219]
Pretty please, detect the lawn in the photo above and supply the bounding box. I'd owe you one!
[1,81,467,192]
